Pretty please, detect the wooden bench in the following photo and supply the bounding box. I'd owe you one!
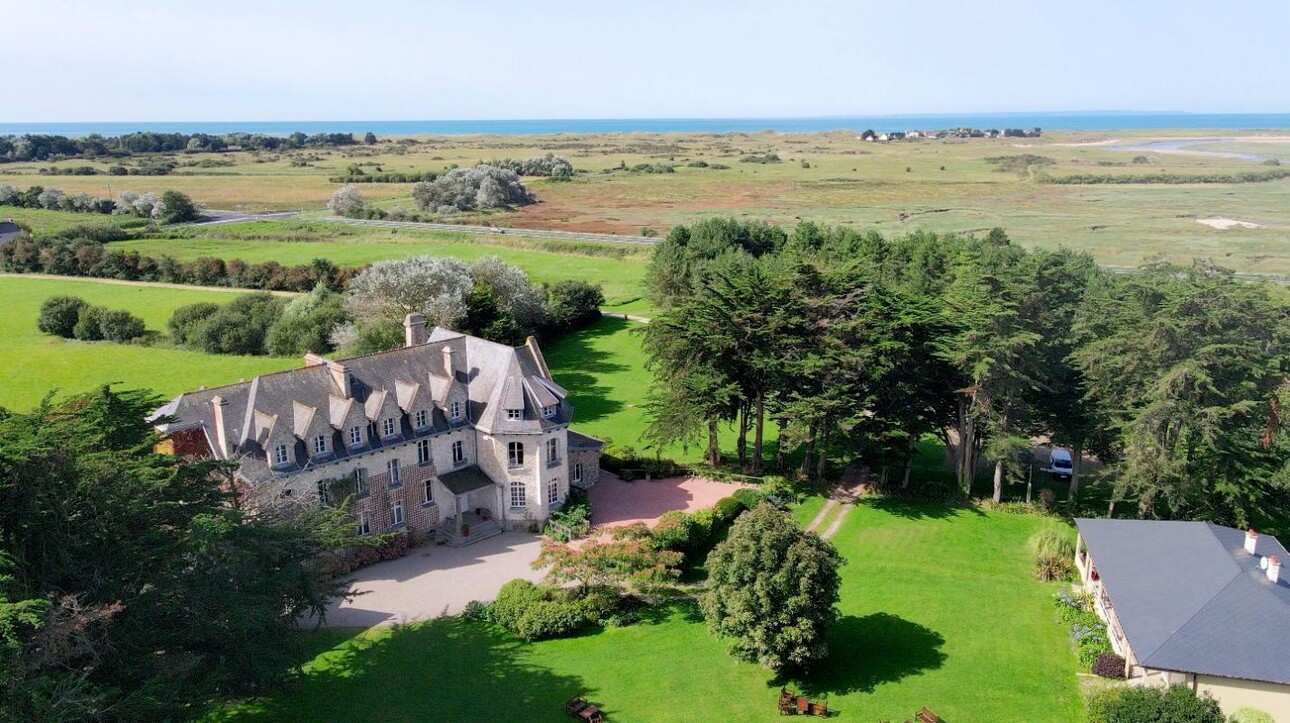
[916,706,941,723]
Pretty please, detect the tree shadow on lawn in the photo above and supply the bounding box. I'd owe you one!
[544,318,638,425]
[866,497,981,521]
[793,613,946,698]
[214,618,592,723]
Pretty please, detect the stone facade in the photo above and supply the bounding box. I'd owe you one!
[154,317,602,538]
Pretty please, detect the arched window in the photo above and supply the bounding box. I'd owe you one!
[510,480,526,508]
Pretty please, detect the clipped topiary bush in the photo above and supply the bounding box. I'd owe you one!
[1229,707,1276,723]
[731,487,766,510]
[1086,684,1224,723]
[712,496,747,524]
[511,599,587,641]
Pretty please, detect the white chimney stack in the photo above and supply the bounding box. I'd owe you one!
[1245,529,1259,556]
[404,313,427,347]
[1269,556,1282,585]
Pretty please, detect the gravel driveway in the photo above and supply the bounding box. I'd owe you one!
[321,531,545,628]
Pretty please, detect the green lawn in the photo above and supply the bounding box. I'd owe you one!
[211,501,1083,722]
[0,276,295,410]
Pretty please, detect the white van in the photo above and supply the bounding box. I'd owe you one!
[1048,448,1074,480]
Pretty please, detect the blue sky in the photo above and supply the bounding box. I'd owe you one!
[6,0,1286,121]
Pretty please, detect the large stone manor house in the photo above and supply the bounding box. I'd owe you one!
[153,314,602,543]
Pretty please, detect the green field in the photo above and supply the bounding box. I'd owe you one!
[10,130,1290,274]
[0,276,296,410]
[210,500,1083,723]
[113,221,654,312]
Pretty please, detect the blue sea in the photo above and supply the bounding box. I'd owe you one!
[3,112,1290,137]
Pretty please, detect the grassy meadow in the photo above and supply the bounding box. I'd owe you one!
[0,276,296,410]
[209,500,1083,723]
[9,129,1290,273]
[114,220,655,312]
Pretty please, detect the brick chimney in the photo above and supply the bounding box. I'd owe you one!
[1245,529,1259,556]
[210,395,231,459]
[1269,556,1282,585]
[404,313,427,347]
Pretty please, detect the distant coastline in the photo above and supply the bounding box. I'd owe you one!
[4,112,1290,137]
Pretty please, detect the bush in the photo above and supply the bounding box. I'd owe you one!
[511,599,588,641]
[1034,552,1075,582]
[1086,685,1224,723]
[731,488,766,510]
[159,190,199,223]
[489,579,547,630]
[1229,707,1276,723]
[489,579,595,641]
[1092,652,1126,678]
[712,496,747,524]
[97,308,146,342]
[72,305,107,341]
[168,302,221,344]
[546,280,605,332]
[37,295,88,338]
[411,165,533,212]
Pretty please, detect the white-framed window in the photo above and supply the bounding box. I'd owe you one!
[451,440,465,465]
[573,462,583,485]
[349,425,363,446]
[423,478,434,505]
[509,480,526,508]
[506,408,522,420]
[382,417,397,437]
[273,444,290,466]
[387,458,401,487]
[313,435,328,455]
[317,480,331,506]
[417,439,431,465]
[508,442,524,467]
[546,438,559,464]
[414,409,428,429]
[358,511,371,536]
[355,467,369,497]
[450,400,462,421]
[548,479,559,505]
[542,405,557,419]
[391,500,404,527]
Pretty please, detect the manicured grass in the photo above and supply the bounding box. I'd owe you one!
[0,276,295,410]
[210,500,1083,722]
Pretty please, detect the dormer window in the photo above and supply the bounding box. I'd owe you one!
[382,417,397,437]
[313,435,328,455]
[349,426,363,446]
[273,444,290,466]
[414,409,428,429]
[506,408,522,420]
[542,405,557,419]
[450,401,463,421]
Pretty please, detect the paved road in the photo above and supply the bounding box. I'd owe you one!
[180,209,299,227]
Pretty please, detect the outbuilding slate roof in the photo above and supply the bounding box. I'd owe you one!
[1076,518,1290,684]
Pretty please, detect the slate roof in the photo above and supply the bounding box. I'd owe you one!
[439,465,496,496]
[154,327,576,483]
[1076,518,1290,684]
[568,430,604,450]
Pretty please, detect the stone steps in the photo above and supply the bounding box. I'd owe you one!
[441,517,503,547]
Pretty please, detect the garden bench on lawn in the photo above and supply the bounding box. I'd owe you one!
[916,706,942,723]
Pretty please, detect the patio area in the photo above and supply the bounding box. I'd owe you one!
[587,472,752,529]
